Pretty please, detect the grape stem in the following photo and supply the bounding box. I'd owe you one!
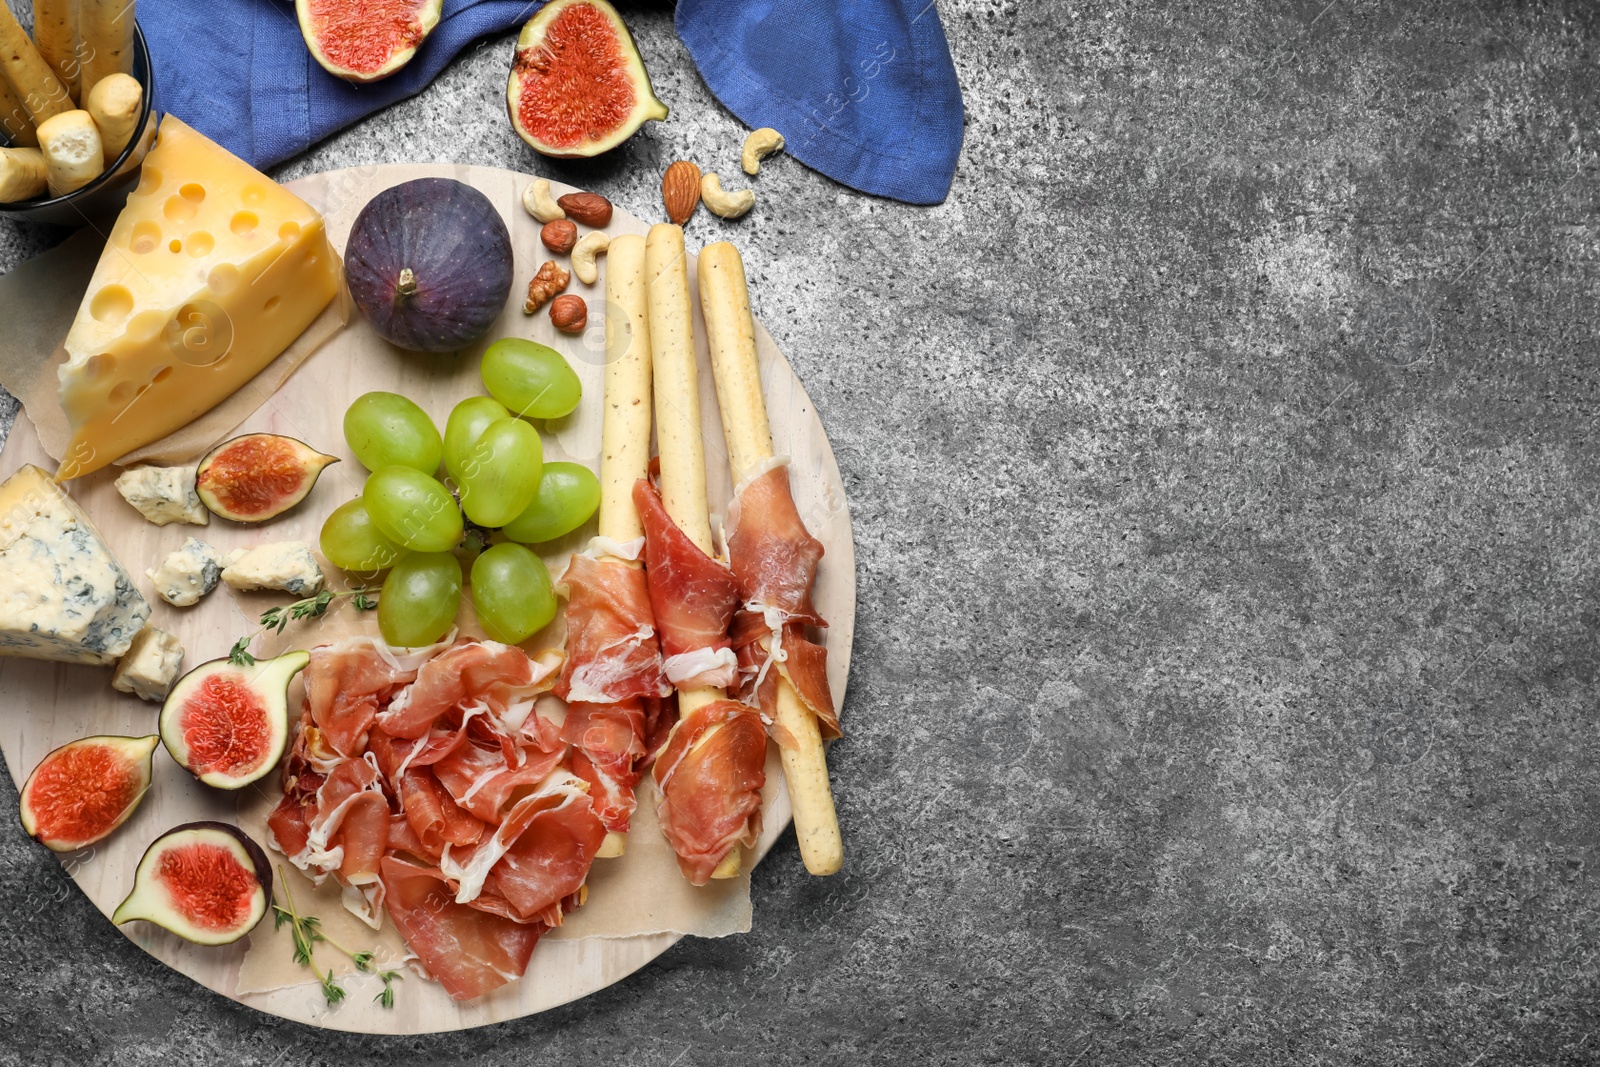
[229,588,379,666]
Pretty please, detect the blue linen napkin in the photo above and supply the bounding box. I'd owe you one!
[141,0,964,204]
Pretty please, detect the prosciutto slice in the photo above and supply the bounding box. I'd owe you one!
[271,637,606,998]
[380,858,548,1001]
[556,554,670,704]
[726,463,839,739]
[633,478,741,689]
[303,639,418,758]
[653,699,767,885]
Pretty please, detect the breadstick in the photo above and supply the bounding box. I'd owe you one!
[0,75,38,146]
[699,240,843,877]
[32,0,78,102]
[589,232,655,861]
[86,72,139,162]
[37,109,102,195]
[0,4,72,126]
[78,0,133,100]
[0,147,46,202]
[599,233,654,547]
[645,224,741,881]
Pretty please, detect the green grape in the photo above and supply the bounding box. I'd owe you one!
[320,499,407,573]
[480,338,582,420]
[443,395,510,481]
[456,417,543,528]
[379,551,462,647]
[469,543,556,644]
[502,462,601,544]
[363,466,463,552]
[344,391,444,473]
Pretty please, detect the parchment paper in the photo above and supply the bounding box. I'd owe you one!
[0,187,351,471]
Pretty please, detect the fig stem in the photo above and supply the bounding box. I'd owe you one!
[395,267,418,300]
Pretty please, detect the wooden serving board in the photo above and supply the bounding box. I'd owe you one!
[0,164,854,1033]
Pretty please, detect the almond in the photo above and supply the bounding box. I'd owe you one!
[557,191,612,228]
[549,294,587,334]
[661,160,701,225]
[541,219,578,254]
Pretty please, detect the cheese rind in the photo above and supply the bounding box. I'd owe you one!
[112,626,184,702]
[147,537,223,607]
[0,464,151,664]
[115,465,209,526]
[57,115,342,479]
[222,542,325,596]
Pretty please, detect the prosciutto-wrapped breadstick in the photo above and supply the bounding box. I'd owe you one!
[699,240,842,877]
[554,232,672,857]
[644,224,766,885]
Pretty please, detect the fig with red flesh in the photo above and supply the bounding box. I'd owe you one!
[195,433,338,523]
[19,734,159,852]
[345,178,515,353]
[296,0,443,83]
[113,822,272,945]
[507,0,669,158]
[160,651,309,790]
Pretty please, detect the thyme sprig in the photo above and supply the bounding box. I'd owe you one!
[229,588,378,666]
[271,865,399,1008]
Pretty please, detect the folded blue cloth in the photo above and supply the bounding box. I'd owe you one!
[142,0,963,204]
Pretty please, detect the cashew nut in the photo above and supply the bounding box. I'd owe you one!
[522,178,565,222]
[571,231,610,285]
[700,173,756,219]
[741,127,784,176]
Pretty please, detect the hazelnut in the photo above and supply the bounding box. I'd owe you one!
[541,219,578,255]
[549,294,587,334]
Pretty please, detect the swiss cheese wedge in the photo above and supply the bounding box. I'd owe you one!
[57,116,342,479]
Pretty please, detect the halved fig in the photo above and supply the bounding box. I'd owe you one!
[19,734,159,852]
[507,0,668,158]
[160,651,309,789]
[112,822,272,945]
[296,0,443,83]
[195,433,337,523]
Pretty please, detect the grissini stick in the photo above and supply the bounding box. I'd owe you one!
[0,147,46,202]
[699,240,843,877]
[644,222,742,881]
[78,0,134,100]
[86,72,140,163]
[0,75,38,146]
[37,109,103,195]
[32,0,78,102]
[0,4,72,127]
[591,231,655,860]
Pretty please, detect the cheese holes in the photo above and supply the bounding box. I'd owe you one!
[136,167,161,195]
[169,239,182,253]
[208,264,240,293]
[179,183,206,204]
[129,220,161,254]
[186,231,214,257]
[151,366,173,385]
[89,285,133,325]
[163,194,199,224]
[83,354,113,381]
[108,380,135,406]
[263,295,281,312]
[278,221,301,241]
[230,211,258,236]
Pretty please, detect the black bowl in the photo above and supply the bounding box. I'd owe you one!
[0,21,156,227]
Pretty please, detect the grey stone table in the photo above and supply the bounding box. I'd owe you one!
[1,1,1596,1063]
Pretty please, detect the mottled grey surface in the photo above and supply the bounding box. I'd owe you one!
[1,0,1598,1062]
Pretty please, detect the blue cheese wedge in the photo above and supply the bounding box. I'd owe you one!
[147,537,224,607]
[113,466,209,526]
[111,626,184,702]
[221,542,325,596]
[0,464,151,664]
